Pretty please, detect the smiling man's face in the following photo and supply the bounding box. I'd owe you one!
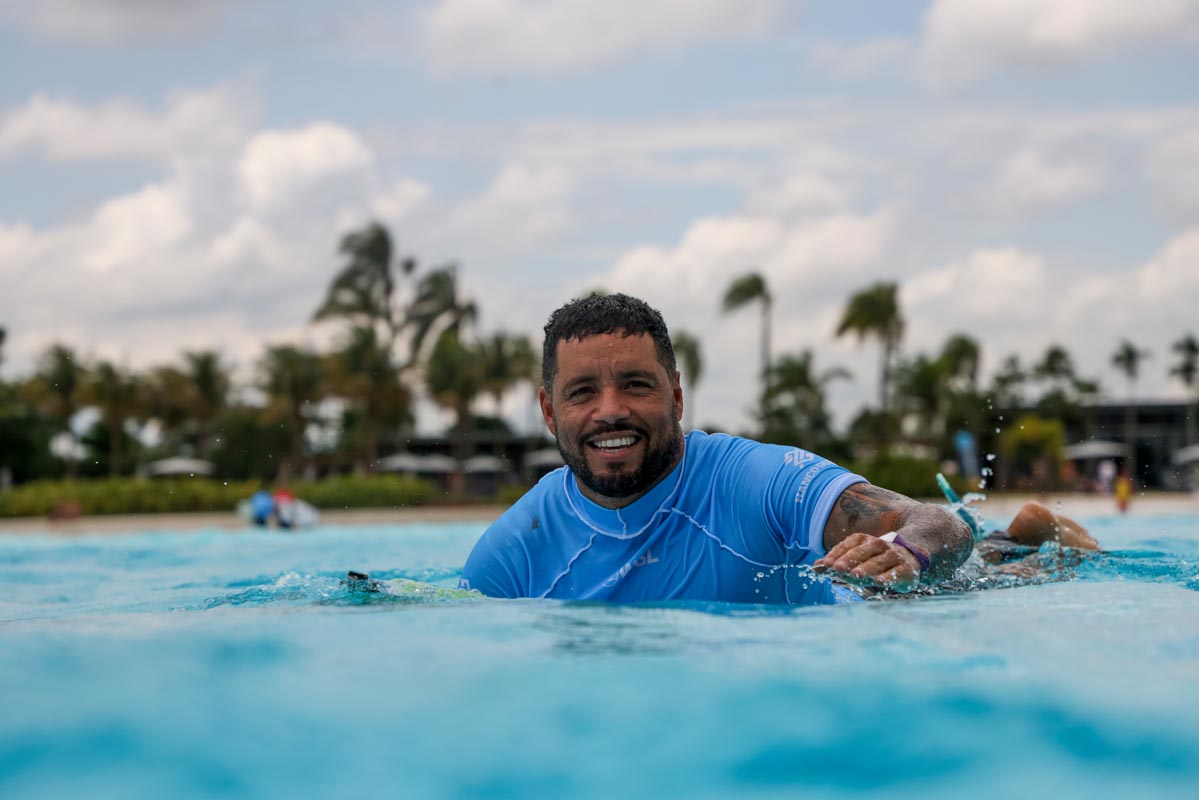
[540,331,684,508]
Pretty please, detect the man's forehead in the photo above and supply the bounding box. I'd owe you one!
[557,330,654,354]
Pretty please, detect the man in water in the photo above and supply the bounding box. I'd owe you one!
[459,293,974,604]
[975,501,1100,576]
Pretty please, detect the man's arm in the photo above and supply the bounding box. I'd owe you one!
[813,483,973,590]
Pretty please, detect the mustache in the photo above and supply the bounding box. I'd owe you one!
[579,422,648,443]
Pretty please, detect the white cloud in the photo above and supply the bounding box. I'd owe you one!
[916,0,1199,89]
[1138,226,1199,305]
[983,147,1107,213]
[0,85,254,164]
[1145,127,1199,214]
[370,178,432,224]
[81,181,193,274]
[417,0,785,75]
[904,247,1049,321]
[436,163,574,254]
[747,173,853,216]
[803,37,913,79]
[0,0,243,44]
[237,123,374,211]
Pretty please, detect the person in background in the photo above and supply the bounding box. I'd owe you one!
[273,488,297,530]
[1114,468,1133,514]
[249,489,274,528]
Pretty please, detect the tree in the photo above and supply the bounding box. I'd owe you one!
[759,350,849,451]
[21,344,85,478]
[312,222,414,346]
[327,325,412,468]
[261,345,323,481]
[1170,333,1199,445]
[183,351,230,460]
[836,281,904,440]
[478,332,537,423]
[1112,339,1150,476]
[84,361,140,477]
[721,272,772,403]
[403,264,478,369]
[671,330,703,431]
[424,330,485,472]
[140,365,193,456]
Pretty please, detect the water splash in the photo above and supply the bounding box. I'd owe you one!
[197,569,482,609]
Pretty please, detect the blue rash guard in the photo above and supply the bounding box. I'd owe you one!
[460,431,868,605]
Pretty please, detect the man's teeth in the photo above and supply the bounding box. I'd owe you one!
[592,435,637,449]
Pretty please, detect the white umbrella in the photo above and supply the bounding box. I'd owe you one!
[146,457,214,477]
[1172,444,1199,466]
[1062,441,1126,460]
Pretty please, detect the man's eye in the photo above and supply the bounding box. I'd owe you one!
[627,380,652,390]
[567,387,594,399]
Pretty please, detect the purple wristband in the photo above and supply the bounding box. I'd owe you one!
[886,533,930,574]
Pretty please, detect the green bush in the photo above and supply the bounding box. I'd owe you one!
[0,478,258,517]
[294,475,436,509]
[849,454,968,500]
[0,474,437,517]
[494,484,532,507]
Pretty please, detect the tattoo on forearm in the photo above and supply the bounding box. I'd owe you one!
[834,484,909,530]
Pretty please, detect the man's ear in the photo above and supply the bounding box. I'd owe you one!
[673,370,684,423]
[539,385,557,436]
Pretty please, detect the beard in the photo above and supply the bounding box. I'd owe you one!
[555,415,684,501]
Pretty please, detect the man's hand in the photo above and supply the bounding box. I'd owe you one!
[821,483,973,585]
[813,532,925,592]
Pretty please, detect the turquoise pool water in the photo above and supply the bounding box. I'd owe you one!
[2,513,1198,799]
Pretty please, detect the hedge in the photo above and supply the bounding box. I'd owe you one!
[0,474,438,517]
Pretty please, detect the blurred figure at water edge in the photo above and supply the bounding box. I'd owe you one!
[460,294,975,604]
[249,489,274,528]
[1097,459,1116,494]
[1114,468,1134,514]
[273,488,297,529]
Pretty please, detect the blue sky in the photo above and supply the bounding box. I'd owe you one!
[2,0,1198,435]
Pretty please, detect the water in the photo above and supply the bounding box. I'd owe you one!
[2,514,1199,799]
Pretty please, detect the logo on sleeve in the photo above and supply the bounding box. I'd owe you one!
[784,449,815,468]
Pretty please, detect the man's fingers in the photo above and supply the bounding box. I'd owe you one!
[814,533,884,572]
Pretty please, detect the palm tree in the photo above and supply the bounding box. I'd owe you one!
[328,325,412,468]
[478,332,537,420]
[835,281,904,432]
[85,361,140,477]
[312,222,415,345]
[403,264,478,369]
[1112,339,1150,477]
[939,334,981,394]
[22,344,84,477]
[182,351,230,460]
[759,350,850,448]
[261,345,323,481]
[721,272,772,402]
[671,330,703,431]
[895,354,947,439]
[1170,333,1199,445]
[424,330,485,472]
[140,365,193,455]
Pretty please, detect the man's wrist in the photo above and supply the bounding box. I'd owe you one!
[880,531,930,576]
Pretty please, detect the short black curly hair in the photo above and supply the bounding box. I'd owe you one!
[542,293,676,391]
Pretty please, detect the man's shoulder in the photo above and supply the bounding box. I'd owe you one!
[684,430,827,468]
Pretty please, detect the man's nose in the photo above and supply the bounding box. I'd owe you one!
[593,385,630,423]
